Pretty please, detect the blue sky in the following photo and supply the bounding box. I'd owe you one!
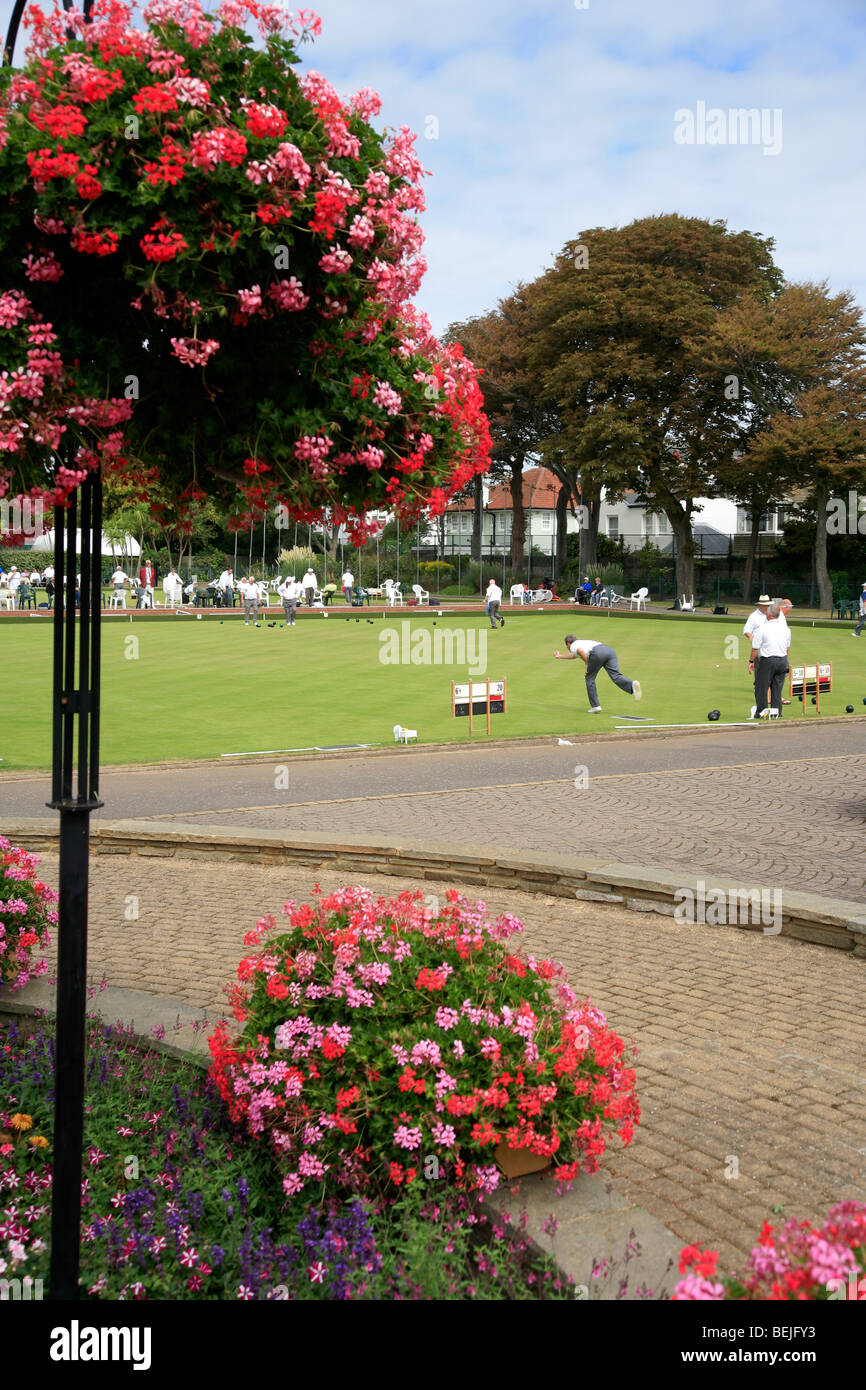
[2,0,864,339]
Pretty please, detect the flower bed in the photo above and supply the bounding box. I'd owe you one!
[208,886,639,1199]
[0,1015,573,1299]
[0,837,56,995]
[674,1204,866,1299]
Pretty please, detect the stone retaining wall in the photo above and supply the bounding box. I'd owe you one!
[7,818,866,958]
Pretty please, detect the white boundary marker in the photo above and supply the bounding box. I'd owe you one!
[220,744,373,757]
[613,721,761,730]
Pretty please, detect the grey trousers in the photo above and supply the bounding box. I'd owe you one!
[585,644,634,707]
[282,600,296,625]
[756,656,788,714]
[488,600,501,627]
[243,596,259,623]
[855,610,866,636]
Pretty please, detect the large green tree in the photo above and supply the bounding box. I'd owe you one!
[527,214,783,594]
[702,282,866,607]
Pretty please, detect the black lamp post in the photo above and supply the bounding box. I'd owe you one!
[5,0,100,1302]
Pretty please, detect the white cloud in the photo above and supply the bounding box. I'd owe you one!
[306,0,866,335]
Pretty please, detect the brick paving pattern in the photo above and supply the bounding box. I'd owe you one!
[34,851,866,1275]
[157,754,866,903]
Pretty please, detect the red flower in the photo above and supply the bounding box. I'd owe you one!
[140,225,188,263]
[71,227,118,256]
[32,103,88,140]
[133,83,178,115]
[758,1220,775,1249]
[26,146,80,180]
[143,138,187,187]
[75,164,102,199]
[245,103,288,139]
[415,967,447,991]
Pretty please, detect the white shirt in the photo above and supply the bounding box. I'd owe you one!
[238,579,258,599]
[8,571,21,591]
[342,571,354,586]
[279,579,302,601]
[752,617,791,659]
[218,570,234,589]
[303,571,317,588]
[42,565,54,582]
[569,639,600,657]
[860,591,866,615]
[743,608,767,638]
[111,569,127,586]
[487,583,502,603]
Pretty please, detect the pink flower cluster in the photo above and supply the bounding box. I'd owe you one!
[319,246,352,276]
[267,277,309,312]
[0,838,57,995]
[170,337,220,367]
[372,381,402,416]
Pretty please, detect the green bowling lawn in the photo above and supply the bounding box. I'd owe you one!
[1,609,862,769]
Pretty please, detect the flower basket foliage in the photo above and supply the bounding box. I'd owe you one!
[208,887,640,1199]
[0,0,490,535]
[0,837,56,994]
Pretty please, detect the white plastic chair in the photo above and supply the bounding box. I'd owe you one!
[109,590,126,609]
[509,584,526,605]
[412,583,429,604]
[0,587,13,610]
[255,583,271,607]
[393,724,417,744]
[680,594,695,612]
[629,586,649,611]
[383,580,403,607]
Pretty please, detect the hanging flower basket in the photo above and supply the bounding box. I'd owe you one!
[0,0,491,533]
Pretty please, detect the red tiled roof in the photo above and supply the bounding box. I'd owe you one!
[446,467,568,512]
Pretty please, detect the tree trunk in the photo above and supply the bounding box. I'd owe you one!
[741,509,762,601]
[580,486,601,573]
[555,481,569,581]
[510,462,525,575]
[665,504,696,597]
[470,473,483,563]
[814,479,832,612]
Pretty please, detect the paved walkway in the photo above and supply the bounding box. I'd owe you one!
[5,723,864,901]
[30,849,866,1275]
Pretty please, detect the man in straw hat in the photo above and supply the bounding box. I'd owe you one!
[744,594,772,716]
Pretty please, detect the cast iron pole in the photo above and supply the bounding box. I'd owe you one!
[5,0,99,1302]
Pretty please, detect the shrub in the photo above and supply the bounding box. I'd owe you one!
[208,886,639,1202]
[418,561,454,589]
[278,546,318,579]
[673,1202,866,1300]
[0,838,56,995]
